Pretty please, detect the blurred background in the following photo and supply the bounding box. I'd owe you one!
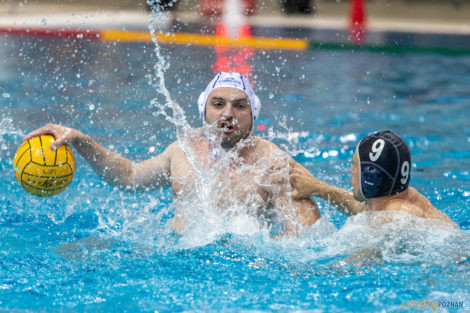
[2,0,470,23]
[1,0,469,312]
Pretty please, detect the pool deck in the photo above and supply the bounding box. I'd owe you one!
[1,1,470,52]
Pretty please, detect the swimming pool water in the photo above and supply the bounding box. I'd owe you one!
[1,34,470,312]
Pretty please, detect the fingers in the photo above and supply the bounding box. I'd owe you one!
[288,157,296,168]
[288,158,304,176]
[290,176,304,199]
[23,124,56,142]
[50,137,66,150]
[23,123,73,150]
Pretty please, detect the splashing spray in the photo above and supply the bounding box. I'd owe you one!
[143,2,303,244]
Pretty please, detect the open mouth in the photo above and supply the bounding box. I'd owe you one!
[220,122,235,134]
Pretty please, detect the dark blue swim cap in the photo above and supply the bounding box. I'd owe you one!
[357,130,411,199]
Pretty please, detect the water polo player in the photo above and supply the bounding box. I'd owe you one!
[290,130,455,224]
[24,72,320,236]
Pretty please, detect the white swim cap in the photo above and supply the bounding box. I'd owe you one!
[197,72,261,129]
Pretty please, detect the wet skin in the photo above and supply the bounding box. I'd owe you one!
[25,87,320,236]
[290,149,455,225]
[350,150,454,224]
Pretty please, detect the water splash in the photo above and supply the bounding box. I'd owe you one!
[140,5,303,245]
[146,12,187,133]
[145,3,208,179]
[0,117,25,164]
[0,117,24,138]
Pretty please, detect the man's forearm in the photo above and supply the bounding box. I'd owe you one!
[312,180,365,216]
[290,160,365,216]
[73,132,134,189]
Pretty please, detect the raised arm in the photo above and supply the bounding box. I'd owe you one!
[24,123,172,192]
[289,159,366,216]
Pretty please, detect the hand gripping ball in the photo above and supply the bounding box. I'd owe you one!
[13,135,76,197]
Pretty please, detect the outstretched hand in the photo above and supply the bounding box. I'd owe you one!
[290,158,366,216]
[24,123,79,150]
[289,158,321,199]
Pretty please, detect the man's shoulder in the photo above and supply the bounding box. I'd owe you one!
[382,188,434,217]
[167,141,180,152]
[381,189,455,225]
[165,141,184,158]
[167,136,209,159]
[256,137,284,154]
[383,199,411,212]
[254,137,288,163]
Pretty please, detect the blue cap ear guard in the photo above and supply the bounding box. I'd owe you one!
[361,165,384,199]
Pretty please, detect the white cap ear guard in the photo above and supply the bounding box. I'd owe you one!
[197,91,206,121]
[197,72,262,129]
[252,95,261,121]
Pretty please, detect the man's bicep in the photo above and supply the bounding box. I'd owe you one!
[132,144,173,190]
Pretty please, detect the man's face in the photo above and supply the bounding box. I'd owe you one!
[349,150,365,201]
[205,87,252,149]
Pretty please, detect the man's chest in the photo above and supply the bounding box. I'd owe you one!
[169,151,270,203]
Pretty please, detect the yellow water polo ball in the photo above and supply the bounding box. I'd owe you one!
[13,135,76,197]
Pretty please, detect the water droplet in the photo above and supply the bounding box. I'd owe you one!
[339,134,357,143]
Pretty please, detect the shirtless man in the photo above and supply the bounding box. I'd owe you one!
[290,130,455,225]
[25,72,320,235]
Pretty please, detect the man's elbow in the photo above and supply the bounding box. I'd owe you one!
[108,166,136,192]
[110,177,136,192]
[295,198,321,226]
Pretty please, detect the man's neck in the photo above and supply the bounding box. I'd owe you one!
[221,135,257,156]
[366,192,402,211]
[366,189,408,211]
[208,135,257,161]
[236,135,257,158]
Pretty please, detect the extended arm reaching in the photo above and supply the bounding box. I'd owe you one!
[289,159,366,216]
[24,123,172,191]
[266,150,321,236]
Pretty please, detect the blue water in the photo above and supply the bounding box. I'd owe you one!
[1,34,470,312]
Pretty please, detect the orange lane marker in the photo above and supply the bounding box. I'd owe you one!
[100,30,308,50]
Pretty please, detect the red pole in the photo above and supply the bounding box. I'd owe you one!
[350,0,366,44]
